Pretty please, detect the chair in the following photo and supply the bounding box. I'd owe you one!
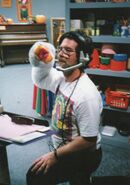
[68,172,91,185]
[57,172,91,185]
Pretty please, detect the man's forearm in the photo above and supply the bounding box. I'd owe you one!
[55,136,96,159]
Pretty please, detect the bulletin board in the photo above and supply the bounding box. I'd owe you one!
[16,0,32,22]
[1,0,12,7]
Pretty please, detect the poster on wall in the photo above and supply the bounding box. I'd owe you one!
[1,0,12,7]
[16,0,32,22]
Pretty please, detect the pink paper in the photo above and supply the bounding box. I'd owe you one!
[0,114,46,140]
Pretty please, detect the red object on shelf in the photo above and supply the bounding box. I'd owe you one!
[99,63,110,70]
[110,59,127,71]
[88,48,100,68]
[105,88,130,109]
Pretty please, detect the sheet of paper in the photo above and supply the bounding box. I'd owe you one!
[12,132,46,143]
[0,114,50,141]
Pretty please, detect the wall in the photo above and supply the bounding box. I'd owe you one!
[0,0,66,41]
[0,0,65,117]
[0,0,66,118]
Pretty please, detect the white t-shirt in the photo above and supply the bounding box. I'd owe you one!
[51,74,103,149]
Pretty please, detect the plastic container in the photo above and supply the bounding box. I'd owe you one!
[110,54,127,71]
[100,56,110,64]
[105,89,130,109]
[113,54,127,61]
[99,56,110,70]
[110,59,127,71]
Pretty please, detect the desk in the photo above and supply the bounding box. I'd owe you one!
[0,135,51,185]
[0,112,50,185]
[0,140,11,185]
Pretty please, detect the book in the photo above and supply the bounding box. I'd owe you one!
[12,132,46,143]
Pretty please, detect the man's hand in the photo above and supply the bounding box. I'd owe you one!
[34,44,53,63]
[31,152,57,174]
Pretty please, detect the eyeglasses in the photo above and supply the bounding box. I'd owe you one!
[57,46,76,56]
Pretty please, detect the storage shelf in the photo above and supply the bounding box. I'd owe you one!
[91,35,130,44]
[85,68,130,78]
[69,2,130,9]
[103,105,130,113]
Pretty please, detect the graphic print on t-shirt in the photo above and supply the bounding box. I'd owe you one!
[51,91,78,141]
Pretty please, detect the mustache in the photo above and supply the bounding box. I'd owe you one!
[57,56,66,63]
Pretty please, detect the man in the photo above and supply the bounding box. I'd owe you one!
[27,30,103,185]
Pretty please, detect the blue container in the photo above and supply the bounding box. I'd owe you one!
[113,54,127,61]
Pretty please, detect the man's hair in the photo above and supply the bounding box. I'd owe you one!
[59,30,94,62]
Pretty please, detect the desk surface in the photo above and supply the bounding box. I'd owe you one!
[9,135,51,185]
[0,111,52,185]
[0,131,52,185]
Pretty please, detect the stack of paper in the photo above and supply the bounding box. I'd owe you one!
[0,114,50,143]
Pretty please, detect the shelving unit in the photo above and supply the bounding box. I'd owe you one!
[65,0,130,132]
[85,68,130,78]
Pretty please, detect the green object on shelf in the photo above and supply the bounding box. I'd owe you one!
[100,56,110,65]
